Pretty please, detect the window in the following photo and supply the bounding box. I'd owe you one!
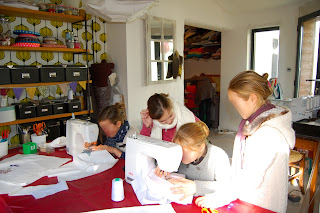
[294,10,320,97]
[250,27,280,79]
[146,16,176,85]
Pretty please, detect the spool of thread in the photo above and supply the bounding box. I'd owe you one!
[68,89,74,100]
[111,178,124,202]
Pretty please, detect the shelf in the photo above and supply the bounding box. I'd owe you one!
[0,110,93,126]
[0,46,86,53]
[0,5,85,23]
[0,80,92,88]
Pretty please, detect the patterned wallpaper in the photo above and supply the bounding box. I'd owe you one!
[0,0,108,66]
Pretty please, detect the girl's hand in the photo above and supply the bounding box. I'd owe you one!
[168,178,196,201]
[84,141,97,148]
[140,109,152,128]
[154,166,169,178]
[92,145,122,158]
[195,196,209,208]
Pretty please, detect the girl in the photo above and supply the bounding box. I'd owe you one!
[195,71,295,213]
[156,121,231,201]
[85,103,138,159]
[140,93,200,142]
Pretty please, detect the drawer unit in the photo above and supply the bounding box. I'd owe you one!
[39,65,66,82]
[45,120,61,141]
[0,66,11,85]
[36,103,52,117]
[65,99,81,113]
[65,65,87,81]
[10,66,40,84]
[13,103,36,119]
[52,102,66,114]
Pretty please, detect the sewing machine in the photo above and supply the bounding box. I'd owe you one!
[125,134,183,184]
[66,119,99,158]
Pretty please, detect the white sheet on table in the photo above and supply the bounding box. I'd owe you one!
[131,168,193,205]
[9,180,69,199]
[83,204,176,213]
[43,150,118,182]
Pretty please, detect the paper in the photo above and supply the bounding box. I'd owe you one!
[49,136,66,148]
[9,180,69,199]
[44,150,118,181]
[83,204,176,213]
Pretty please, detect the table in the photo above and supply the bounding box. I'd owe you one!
[0,147,274,213]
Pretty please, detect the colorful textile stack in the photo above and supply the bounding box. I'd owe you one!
[42,37,67,48]
[12,30,40,47]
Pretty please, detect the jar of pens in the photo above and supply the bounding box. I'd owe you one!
[0,129,9,158]
[31,122,47,148]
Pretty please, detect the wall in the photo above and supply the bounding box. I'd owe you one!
[106,0,320,131]
[184,59,221,79]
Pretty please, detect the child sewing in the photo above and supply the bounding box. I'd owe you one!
[140,93,200,142]
[195,71,295,212]
[84,103,137,159]
[155,121,231,201]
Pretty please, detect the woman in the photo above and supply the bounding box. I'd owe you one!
[85,103,138,159]
[196,71,295,213]
[156,121,231,201]
[140,93,200,142]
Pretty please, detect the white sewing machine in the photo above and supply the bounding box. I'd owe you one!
[66,119,99,158]
[125,134,183,184]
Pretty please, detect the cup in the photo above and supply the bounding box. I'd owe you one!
[0,140,8,158]
[111,178,124,202]
[31,133,46,148]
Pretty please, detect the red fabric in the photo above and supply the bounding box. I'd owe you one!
[185,85,198,109]
[0,148,274,213]
[140,115,200,142]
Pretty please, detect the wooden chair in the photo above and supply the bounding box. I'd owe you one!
[289,149,305,194]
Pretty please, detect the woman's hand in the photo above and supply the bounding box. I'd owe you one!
[154,166,169,178]
[140,109,153,128]
[168,178,196,201]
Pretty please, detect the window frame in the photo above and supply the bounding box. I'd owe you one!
[250,26,280,73]
[146,15,176,85]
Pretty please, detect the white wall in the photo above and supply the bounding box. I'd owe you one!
[106,0,320,131]
[184,59,221,79]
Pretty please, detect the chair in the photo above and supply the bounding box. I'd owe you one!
[289,150,305,194]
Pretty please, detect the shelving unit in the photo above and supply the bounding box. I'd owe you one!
[0,6,92,127]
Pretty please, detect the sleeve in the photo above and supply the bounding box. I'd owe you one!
[194,148,231,196]
[120,151,125,159]
[140,123,153,136]
[194,115,201,122]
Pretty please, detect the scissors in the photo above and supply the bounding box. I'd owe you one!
[1,130,9,142]
[33,122,46,136]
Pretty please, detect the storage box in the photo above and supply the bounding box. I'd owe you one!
[10,66,40,84]
[65,65,87,81]
[65,99,81,113]
[36,102,52,117]
[0,66,11,85]
[45,120,60,141]
[23,142,37,154]
[52,102,66,114]
[39,65,65,83]
[0,106,16,123]
[13,103,36,119]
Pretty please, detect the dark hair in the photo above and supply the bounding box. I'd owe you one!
[98,103,126,125]
[228,71,272,106]
[147,93,172,120]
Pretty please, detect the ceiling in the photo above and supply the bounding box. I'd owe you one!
[214,0,312,14]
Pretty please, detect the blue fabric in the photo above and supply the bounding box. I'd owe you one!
[103,120,129,159]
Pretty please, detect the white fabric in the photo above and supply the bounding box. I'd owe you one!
[84,0,157,22]
[0,154,70,194]
[205,106,295,213]
[151,99,196,140]
[43,150,118,182]
[9,180,68,199]
[85,204,175,213]
[131,168,193,205]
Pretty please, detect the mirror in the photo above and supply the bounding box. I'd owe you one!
[146,16,176,85]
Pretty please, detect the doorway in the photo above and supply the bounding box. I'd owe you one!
[183,25,221,129]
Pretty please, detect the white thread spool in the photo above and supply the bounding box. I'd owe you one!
[111,178,124,202]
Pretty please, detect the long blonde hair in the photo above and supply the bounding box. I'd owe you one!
[173,121,209,151]
[98,103,126,125]
[228,71,272,107]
